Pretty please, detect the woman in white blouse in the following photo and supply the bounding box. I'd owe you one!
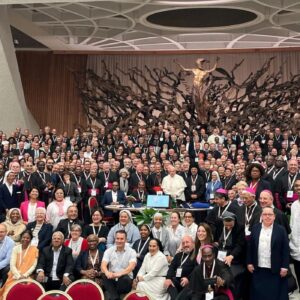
[183,211,197,241]
[136,238,170,300]
[46,188,72,230]
[167,212,185,261]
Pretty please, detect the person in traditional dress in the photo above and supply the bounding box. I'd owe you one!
[136,238,171,300]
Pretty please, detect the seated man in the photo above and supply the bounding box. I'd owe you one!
[102,181,127,217]
[178,245,234,300]
[101,230,136,300]
[36,231,74,291]
[0,224,14,288]
[129,180,148,207]
[164,235,197,300]
[56,205,84,239]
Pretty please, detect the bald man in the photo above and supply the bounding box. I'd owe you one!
[165,236,196,300]
[36,231,74,291]
[0,224,14,287]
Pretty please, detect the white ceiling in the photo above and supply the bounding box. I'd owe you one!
[6,0,300,51]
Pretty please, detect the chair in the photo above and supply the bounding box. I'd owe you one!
[66,279,105,300]
[37,290,72,300]
[88,197,98,215]
[124,290,153,300]
[3,279,45,300]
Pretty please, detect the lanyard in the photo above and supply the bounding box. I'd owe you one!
[90,178,96,189]
[288,174,297,190]
[191,175,198,185]
[180,252,190,267]
[222,228,232,249]
[272,167,284,180]
[218,202,231,218]
[84,172,90,180]
[62,183,71,196]
[137,190,144,201]
[249,180,259,189]
[38,171,46,184]
[104,172,110,182]
[203,260,216,279]
[137,237,150,255]
[74,176,81,186]
[267,166,275,175]
[92,224,102,236]
[89,250,99,268]
[245,202,257,225]
[136,172,142,182]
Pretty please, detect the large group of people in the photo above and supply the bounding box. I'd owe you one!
[0,124,300,300]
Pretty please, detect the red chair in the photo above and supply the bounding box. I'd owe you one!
[88,197,98,215]
[124,290,153,300]
[3,279,45,300]
[37,290,72,300]
[66,279,105,300]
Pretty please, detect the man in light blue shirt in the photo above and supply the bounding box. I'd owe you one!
[0,224,14,287]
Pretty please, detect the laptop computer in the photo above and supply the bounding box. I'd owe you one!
[146,195,170,208]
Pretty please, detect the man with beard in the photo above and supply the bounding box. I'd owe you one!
[164,236,196,300]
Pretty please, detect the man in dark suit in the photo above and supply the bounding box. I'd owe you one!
[98,162,118,195]
[102,181,127,217]
[129,163,146,193]
[0,171,18,222]
[164,236,197,300]
[36,231,74,291]
[185,166,206,203]
[55,205,84,239]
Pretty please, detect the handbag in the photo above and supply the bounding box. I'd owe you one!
[287,268,298,294]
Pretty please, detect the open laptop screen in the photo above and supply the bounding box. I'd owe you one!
[146,195,170,208]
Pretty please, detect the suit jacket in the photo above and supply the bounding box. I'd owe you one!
[240,204,262,233]
[56,218,84,239]
[102,190,127,207]
[37,245,74,280]
[247,223,289,274]
[247,179,272,200]
[185,175,206,201]
[0,184,19,215]
[20,200,45,222]
[26,221,53,250]
[97,171,119,195]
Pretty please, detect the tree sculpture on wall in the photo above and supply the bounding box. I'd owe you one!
[74,57,300,131]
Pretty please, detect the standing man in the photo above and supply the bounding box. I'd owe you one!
[289,179,300,293]
[101,230,136,300]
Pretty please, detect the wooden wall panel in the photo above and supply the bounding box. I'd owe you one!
[16,51,87,134]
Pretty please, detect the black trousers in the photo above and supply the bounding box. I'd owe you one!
[44,278,69,291]
[0,265,10,287]
[293,259,300,292]
[103,275,132,300]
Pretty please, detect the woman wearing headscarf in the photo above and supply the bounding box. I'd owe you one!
[205,171,223,203]
[0,171,18,223]
[106,209,140,248]
[2,208,26,244]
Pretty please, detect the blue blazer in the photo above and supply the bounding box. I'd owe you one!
[26,221,53,250]
[102,190,127,207]
[205,180,223,202]
[247,222,289,274]
[0,184,19,214]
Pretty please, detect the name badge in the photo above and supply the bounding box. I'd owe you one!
[205,291,214,300]
[191,185,196,192]
[91,189,97,196]
[245,225,251,236]
[104,182,108,188]
[217,250,227,262]
[240,142,244,147]
[65,196,71,202]
[160,138,163,142]
[157,191,163,195]
[176,268,182,278]
[18,155,23,160]
[77,186,82,193]
[210,193,215,199]
[31,237,39,247]
[261,140,266,144]
[195,157,199,163]
[287,191,294,198]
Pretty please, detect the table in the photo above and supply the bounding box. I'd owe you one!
[105,205,210,213]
